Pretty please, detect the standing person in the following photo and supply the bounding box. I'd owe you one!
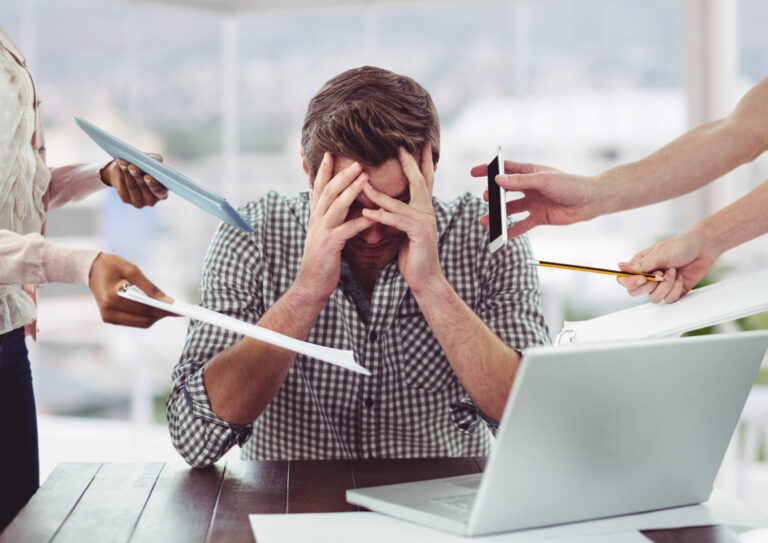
[167,66,549,468]
[471,77,768,303]
[1,28,174,530]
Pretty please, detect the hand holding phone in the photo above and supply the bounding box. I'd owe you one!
[487,146,507,253]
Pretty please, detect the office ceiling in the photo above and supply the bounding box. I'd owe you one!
[131,0,441,12]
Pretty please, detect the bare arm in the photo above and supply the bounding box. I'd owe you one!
[594,78,768,215]
[410,276,520,421]
[694,177,768,257]
[617,177,768,303]
[202,155,372,424]
[202,284,325,424]
[472,77,768,238]
[364,146,525,421]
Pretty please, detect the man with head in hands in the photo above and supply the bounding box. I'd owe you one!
[167,66,549,467]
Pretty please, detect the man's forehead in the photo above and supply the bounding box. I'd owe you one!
[334,156,411,198]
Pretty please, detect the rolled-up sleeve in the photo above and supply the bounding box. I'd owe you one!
[448,225,550,435]
[167,207,264,468]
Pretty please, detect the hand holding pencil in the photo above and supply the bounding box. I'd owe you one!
[527,259,663,281]
[616,229,717,304]
[530,228,715,304]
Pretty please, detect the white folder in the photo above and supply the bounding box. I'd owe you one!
[556,268,768,345]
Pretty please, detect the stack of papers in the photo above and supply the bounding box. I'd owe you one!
[557,269,768,344]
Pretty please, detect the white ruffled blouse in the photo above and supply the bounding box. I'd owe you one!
[0,29,103,335]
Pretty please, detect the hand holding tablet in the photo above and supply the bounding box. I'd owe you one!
[76,116,254,232]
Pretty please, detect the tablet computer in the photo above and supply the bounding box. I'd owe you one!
[75,116,254,232]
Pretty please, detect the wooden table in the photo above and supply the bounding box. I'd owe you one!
[1,459,741,542]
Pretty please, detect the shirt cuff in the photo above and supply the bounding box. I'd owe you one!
[42,244,100,286]
[450,396,500,435]
[183,367,252,443]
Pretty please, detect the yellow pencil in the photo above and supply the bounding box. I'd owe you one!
[527,259,663,281]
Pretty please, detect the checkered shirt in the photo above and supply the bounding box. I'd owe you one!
[167,191,550,468]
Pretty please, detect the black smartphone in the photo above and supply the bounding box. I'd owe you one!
[487,146,507,253]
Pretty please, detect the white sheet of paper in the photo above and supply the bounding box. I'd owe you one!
[249,490,768,543]
[248,512,648,543]
[118,285,369,375]
[558,268,768,344]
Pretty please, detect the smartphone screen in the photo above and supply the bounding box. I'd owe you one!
[487,147,506,252]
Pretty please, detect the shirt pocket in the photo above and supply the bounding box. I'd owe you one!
[393,312,458,392]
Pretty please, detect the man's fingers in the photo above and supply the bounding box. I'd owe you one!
[503,160,540,175]
[420,143,435,196]
[505,218,536,240]
[618,275,648,290]
[334,215,376,241]
[470,164,488,178]
[314,159,362,217]
[479,209,538,239]
[146,152,164,163]
[398,147,430,208]
[649,268,676,304]
[664,275,686,303]
[623,280,658,298]
[311,152,334,212]
[505,196,530,216]
[326,173,368,223]
[362,207,415,233]
[495,173,544,192]
[362,183,416,218]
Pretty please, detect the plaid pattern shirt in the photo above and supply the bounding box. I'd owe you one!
[167,191,550,467]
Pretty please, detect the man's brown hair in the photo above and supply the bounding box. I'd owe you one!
[301,66,440,180]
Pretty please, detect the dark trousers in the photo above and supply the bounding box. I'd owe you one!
[0,328,39,532]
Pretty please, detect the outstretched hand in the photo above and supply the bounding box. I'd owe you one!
[471,160,596,239]
[616,230,716,304]
[88,253,177,327]
[101,154,169,208]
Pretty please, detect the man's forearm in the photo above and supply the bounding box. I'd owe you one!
[203,283,326,424]
[411,276,520,422]
[691,177,768,260]
[594,78,768,216]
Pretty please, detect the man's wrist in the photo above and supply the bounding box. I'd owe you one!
[689,219,727,261]
[286,278,331,310]
[409,271,452,303]
[589,173,620,218]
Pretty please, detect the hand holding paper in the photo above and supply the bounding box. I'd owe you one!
[118,285,369,375]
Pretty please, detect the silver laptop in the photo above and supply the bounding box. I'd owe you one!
[347,331,768,536]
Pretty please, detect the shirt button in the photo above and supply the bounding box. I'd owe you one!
[369,330,378,342]
[364,397,374,409]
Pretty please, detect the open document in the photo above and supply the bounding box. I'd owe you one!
[557,268,768,345]
[118,285,369,375]
[249,490,768,542]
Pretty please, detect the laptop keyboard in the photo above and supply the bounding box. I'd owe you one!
[430,493,476,512]
[446,475,482,490]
